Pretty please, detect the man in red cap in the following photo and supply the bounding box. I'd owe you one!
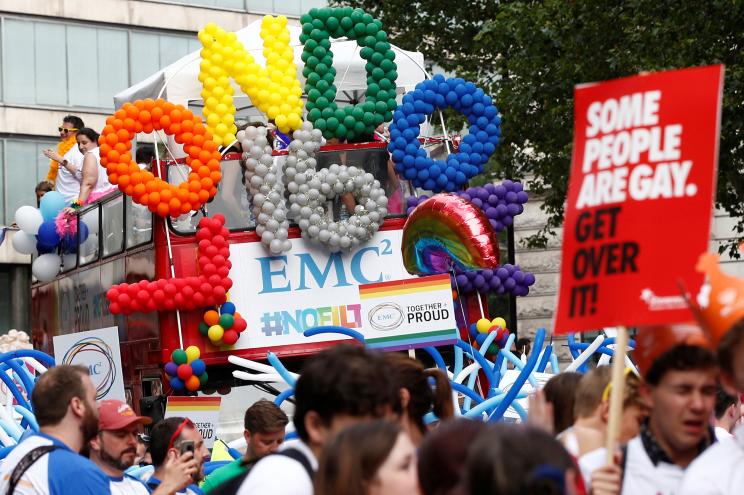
[90,400,198,495]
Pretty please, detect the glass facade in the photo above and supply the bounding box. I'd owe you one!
[0,138,58,224]
[143,0,327,15]
[0,17,201,111]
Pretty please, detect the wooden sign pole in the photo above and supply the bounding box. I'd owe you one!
[605,326,629,464]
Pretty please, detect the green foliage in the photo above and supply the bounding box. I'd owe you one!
[332,0,744,255]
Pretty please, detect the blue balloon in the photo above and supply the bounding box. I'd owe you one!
[39,191,66,221]
[170,377,185,391]
[78,221,89,243]
[221,301,236,315]
[190,359,206,377]
[37,220,60,247]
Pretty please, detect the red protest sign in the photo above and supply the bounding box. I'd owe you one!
[554,65,724,334]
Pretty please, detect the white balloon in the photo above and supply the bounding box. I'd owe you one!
[32,254,61,282]
[61,253,77,271]
[15,206,44,235]
[11,231,37,255]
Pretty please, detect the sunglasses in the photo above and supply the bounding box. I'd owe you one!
[58,127,78,133]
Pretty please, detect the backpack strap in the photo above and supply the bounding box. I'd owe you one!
[7,445,60,495]
[275,447,314,480]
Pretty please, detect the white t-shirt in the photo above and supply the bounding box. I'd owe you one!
[85,148,114,196]
[714,426,733,442]
[679,424,744,495]
[55,145,84,203]
[109,474,149,495]
[621,435,687,495]
[236,440,317,495]
[0,433,111,495]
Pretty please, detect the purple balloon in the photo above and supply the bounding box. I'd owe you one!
[477,188,490,201]
[502,216,513,226]
[485,207,498,218]
[488,194,499,205]
[164,362,178,377]
[505,191,518,203]
[481,268,493,278]
[495,204,508,217]
[496,267,509,280]
[505,264,516,275]
[494,185,506,198]
[513,270,525,283]
[456,274,469,287]
[460,193,471,201]
[473,275,486,288]
[466,187,477,196]
[502,179,514,190]
[489,276,501,289]
[470,197,483,208]
[484,183,495,193]
[516,191,529,203]
[513,182,524,192]
[466,270,477,280]
[493,221,503,232]
[504,278,516,290]
[524,273,536,286]
[489,219,498,229]
[507,203,521,216]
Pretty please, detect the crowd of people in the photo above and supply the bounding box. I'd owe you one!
[0,320,742,495]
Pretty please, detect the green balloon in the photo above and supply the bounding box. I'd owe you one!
[387,99,398,111]
[386,70,398,81]
[299,33,309,44]
[362,112,376,125]
[370,52,384,65]
[384,50,396,61]
[321,55,334,67]
[353,23,367,38]
[343,115,356,129]
[198,322,209,336]
[319,38,332,50]
[365,23,379,36]
[342,6,353,17]
[352,107,364,119]
[316,96,329,109]
[305,101,315,111]
[383,110,393,121]
[172,349,187,365]
[300,14,312,24]
[354,121,367,134]
[334,108,346,120]
[377,90,388,101]
[362,35,376,48]
[317,7,332,21]
[312,18,325,30]
[308,108,322,121]
[323,88,336,101]
[323,72,335,84]
[326,17,339,31]
[307,56,319,68]
[360,47,374,59]
[376,30,388,42]
[340,17,353,30]
[367,83,380,96]
[321,107,335,118]
[315,118,327,131]
[305,38,318,51]
[326,117,339,131]
[307,72,321,85]
[371,67,385,80]
[350,9,364,23]
[219,313,234,329]
[375,100,387,113]
[380,78,394,90]
[374,41,390,52]
[380,59,395,72]
[362,101,376,113]
[313,46,326,59]
[198,372,209,385]
[307,88,321,101]
[302,22,314,34]
[335,123,348,138]
[311,29,326,42]
[315,63,329,74]
[362,13,374,24]
[316,79,330,92]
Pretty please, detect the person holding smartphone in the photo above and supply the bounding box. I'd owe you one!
[145,418,208,495]
[89,401,197,495]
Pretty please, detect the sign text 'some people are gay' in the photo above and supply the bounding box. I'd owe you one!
[555,65,724,333]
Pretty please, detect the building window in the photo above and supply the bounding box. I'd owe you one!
[245,0,327,15]
[1,138,57,225]
[0,17,201,111]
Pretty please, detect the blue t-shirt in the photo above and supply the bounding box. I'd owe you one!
[0,433,111,494]
[145,476,203,495]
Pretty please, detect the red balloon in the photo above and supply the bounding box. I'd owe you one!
[177,364,193,380]
[222,330,239,345]
[212,285,226,300]
[193,292,205,307]
[212,255,226,267]
[109,302,121,314]
[108,288,119,300]
[233,317,247,332]
[203,263,217,276]
[119,293,131,306]
[208,274,222,286]
[137,290,150,303]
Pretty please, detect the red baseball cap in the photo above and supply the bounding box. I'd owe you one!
[98,400,152,431]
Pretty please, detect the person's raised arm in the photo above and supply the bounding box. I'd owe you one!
[77,152,99,204]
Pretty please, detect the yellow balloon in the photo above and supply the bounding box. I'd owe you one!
[185,345,201,363]
[476,318,492,334]
[208,325,224,342]
[491,317,507,330]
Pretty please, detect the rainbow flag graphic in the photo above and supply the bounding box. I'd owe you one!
[359,274,458,351]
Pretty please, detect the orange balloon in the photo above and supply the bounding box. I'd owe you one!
[185,375,200,392]
[116,129,130,141]
[204,310,220,325]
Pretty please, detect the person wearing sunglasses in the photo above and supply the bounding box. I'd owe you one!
[42,115,85,203]
[145,417,208,495]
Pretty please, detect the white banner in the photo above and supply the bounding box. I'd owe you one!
[53,326,126,402]
[164,397,222,448]
[229,230,412,351]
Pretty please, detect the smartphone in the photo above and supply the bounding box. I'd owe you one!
[179,440,195,456]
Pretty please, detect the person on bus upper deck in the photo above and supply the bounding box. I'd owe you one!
[235,344,398,495]
[0,365,111,495]
[43,115,85,204]
[89,400,198,495]
[35,181,54,207]
[588,324,718,495]
[145,417,208,495]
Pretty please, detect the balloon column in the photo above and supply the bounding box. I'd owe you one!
[12,193,93,282]
[468,317,511,354]
[106,215,232,314]
[164,346,208,393]
[200,301,248,346]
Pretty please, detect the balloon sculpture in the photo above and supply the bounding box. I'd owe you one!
[164,346,209,393]
[401,194,499,275]
[12,193,94,282]
[200,301,248,346]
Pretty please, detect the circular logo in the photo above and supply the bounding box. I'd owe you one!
[62,337,117,400]
[368,303,405,331]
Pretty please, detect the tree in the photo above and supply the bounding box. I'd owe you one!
[332,0,744,255]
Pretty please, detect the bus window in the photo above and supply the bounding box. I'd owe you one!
[168,158,257,234]
[102,196,124,257]
[79,206,100,266]
[126,195,152,248]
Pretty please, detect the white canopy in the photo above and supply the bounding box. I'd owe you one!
[114,19,427,114]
